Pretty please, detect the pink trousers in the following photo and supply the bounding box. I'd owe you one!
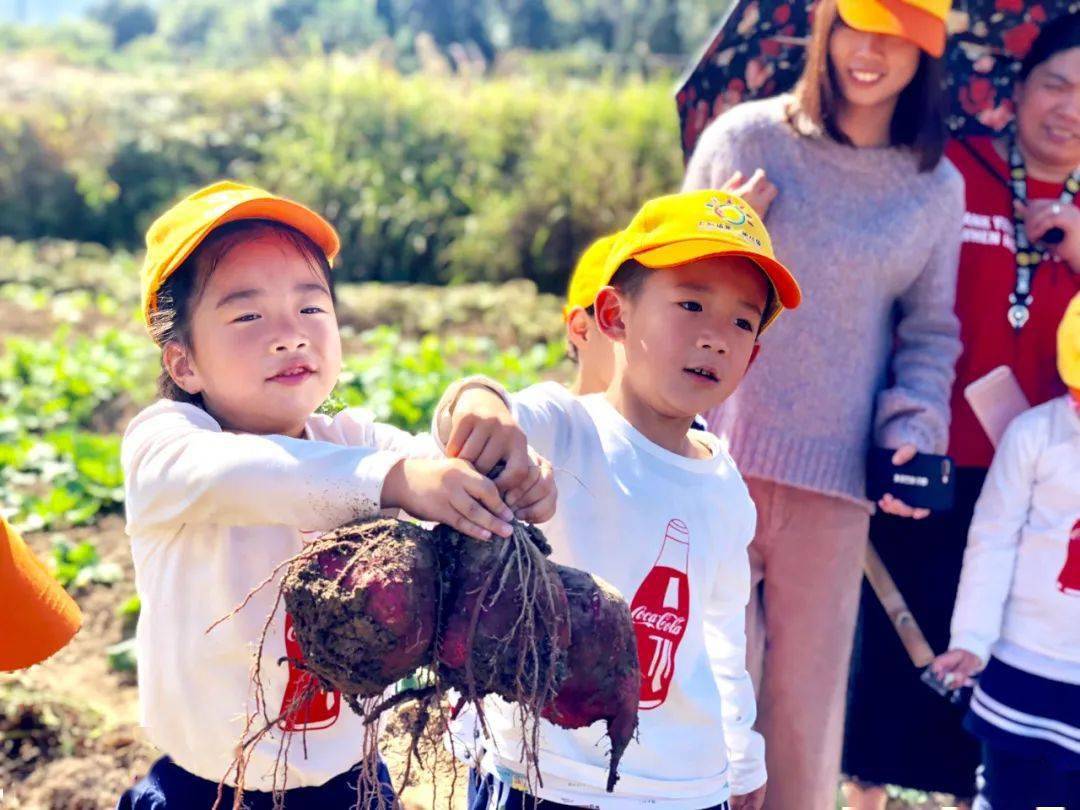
[744,477,871,810]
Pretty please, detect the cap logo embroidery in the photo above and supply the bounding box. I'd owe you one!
[699,197,763,248]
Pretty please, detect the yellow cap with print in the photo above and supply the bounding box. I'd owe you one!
[602,190,801,331]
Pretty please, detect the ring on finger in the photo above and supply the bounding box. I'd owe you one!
[1052,202,1063,216]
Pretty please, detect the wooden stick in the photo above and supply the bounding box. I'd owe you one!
[863,544,935,669]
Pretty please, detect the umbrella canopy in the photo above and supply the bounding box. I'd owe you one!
[677,0,1080,161]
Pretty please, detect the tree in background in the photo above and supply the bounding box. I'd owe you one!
[88,0,156,48]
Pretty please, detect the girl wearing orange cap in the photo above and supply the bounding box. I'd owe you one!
[117,182,554,809]
[683,1,961,807]
[846,14,1080,809]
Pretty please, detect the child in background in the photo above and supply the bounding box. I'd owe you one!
[117,181,553,809]
[932,292,1080,809]
[564,234,619,397]
[438,190,802,810]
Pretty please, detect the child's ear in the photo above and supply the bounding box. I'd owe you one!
[566,307,591,349]
[162,341,204,395]
[594,287,628,342]
[747,343,762,370]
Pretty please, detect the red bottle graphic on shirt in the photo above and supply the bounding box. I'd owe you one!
[1057,519,1080,597]
[278,613,341,731]
[630,518,691,710]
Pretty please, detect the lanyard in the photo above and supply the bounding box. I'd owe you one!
[1006,136,1080,331]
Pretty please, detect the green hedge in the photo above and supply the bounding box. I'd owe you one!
[0,59,684,292]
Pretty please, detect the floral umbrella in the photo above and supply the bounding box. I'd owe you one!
[677,0,1080,161]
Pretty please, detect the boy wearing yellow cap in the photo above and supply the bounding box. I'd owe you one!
[0,515,82,672]
[118,181,554,808]
[931,293,1080,809]
[435,191,801,810]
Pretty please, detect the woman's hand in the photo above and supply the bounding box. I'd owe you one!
[721,168,778,219]
[877,444,931,520]
[1023,199,1080,272]
[931,648,984,688]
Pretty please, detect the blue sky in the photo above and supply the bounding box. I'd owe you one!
[0,0,100,24]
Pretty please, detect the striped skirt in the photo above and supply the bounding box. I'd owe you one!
[965,656,1080,770]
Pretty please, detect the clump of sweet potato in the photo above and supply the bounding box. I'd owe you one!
[542,564,639,792]
[283,518,439,704]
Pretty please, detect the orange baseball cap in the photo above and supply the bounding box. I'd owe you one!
[564,233,619,320]
[837,0,951,58]
[140,181,340,329]
[0,516,83,672]
[601,191,801,331]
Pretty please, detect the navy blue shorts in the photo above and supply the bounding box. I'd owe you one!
[466,769,730,810]
[117,755,396,809]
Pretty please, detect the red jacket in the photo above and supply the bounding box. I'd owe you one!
[945,137,1080,468]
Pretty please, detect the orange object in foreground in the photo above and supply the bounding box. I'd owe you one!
[0,515,82,671]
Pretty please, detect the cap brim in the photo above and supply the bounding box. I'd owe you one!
[634,238,802,329]
[0,519,82,671]
[837,0,946,57]
[145,196,341,323]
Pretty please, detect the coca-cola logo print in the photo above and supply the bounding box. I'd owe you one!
[630,606,687,637]
[630,518,691,711]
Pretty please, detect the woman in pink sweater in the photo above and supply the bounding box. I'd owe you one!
[683,1,963,807]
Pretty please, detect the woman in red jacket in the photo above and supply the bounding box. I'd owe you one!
[843,14,1080,808]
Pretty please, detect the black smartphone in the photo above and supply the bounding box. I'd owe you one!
[866,448,956,512]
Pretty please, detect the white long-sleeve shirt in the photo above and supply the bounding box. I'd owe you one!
[122,399,436,790]
[436,382,765,808]
[950,395,1080,684]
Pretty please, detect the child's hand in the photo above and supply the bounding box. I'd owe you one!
[730,783,766,810]
[931,648,984,688]
[721,168,778,219]
[877,444,931,520]
[446,386,532,495]
[503,450,557,524]
[382,458,514,541]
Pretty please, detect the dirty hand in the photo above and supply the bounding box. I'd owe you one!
[382,457,514,541]
[503,449,557,524]
[721,168,778,218]
[446,385,533,495]
[878,444,931,520]
[931,648,984,688]
[730,783,766,810]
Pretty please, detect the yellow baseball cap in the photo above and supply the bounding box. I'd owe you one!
[140,181,340,328]
[837,0,951,58]
[1058,293,1080,390]
[564,234,619,320]
[601,191,801,331]
[0,516,82,672]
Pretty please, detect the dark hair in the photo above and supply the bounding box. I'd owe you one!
[149,219,336,405]
[1019,12,1080,82]
[790,0,948,172]
[609,258,776,334]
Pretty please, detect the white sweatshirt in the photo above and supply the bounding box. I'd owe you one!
[121,399,435,790]
[436,382,765,809]
[950,396,1080,683]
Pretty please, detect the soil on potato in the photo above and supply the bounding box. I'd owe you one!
[284,518,439,701]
